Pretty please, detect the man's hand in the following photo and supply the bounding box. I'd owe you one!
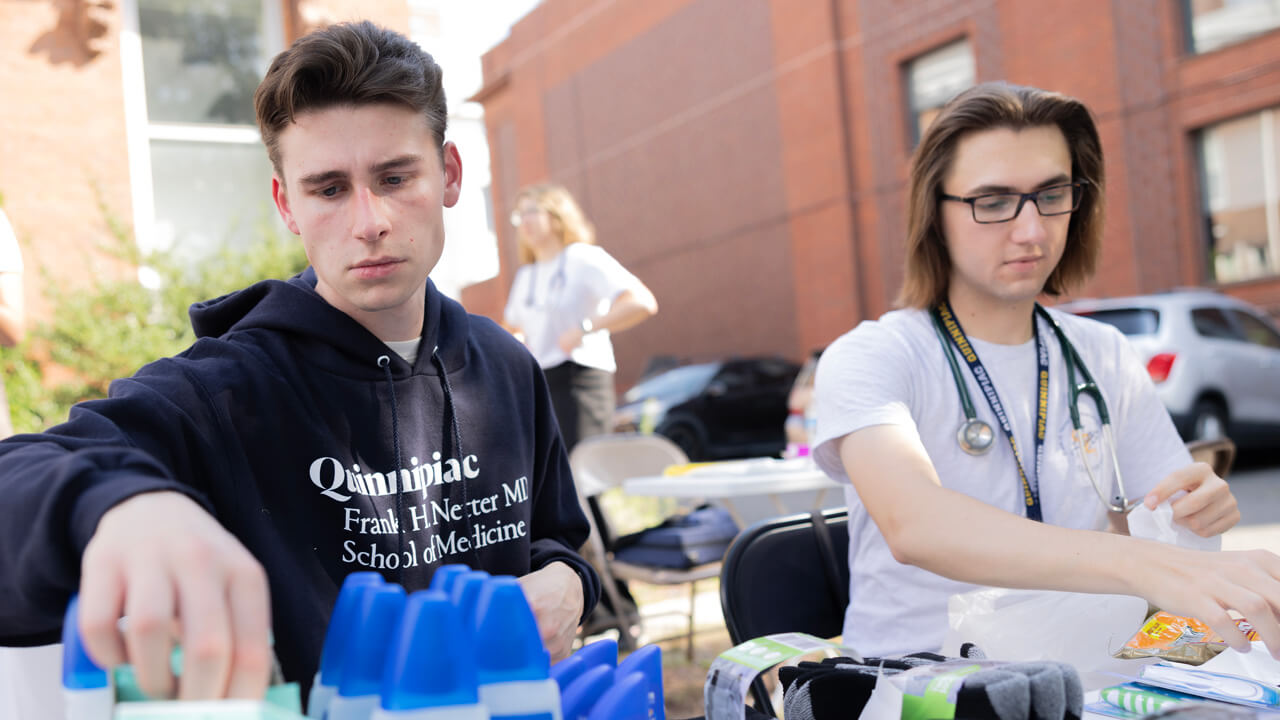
[1144,462,1240,537]
[518,561,584,662]
[1129,541,1280,658]
[79,491,272,700]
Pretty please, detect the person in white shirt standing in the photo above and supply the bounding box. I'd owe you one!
[811,82,1280,659]
[0,208,25,436]
[503,183,658,450]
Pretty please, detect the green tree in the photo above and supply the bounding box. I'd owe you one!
[0,216,308,433]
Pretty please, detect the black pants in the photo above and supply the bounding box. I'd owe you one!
[544,361,616,450]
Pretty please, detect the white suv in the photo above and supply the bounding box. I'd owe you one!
[1058,290,1280,449]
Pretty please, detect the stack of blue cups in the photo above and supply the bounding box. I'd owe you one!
[307,565,665,720]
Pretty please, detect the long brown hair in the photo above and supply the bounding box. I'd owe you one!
[513,184,597,265]
[898,82,1105,309]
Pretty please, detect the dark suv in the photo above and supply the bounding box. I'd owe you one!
[613,357,801,461]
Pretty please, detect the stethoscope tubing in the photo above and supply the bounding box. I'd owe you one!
[933,304,1137,515]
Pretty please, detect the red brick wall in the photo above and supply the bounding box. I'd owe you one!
[472,0,1280,390]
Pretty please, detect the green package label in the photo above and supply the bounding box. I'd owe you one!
[899,664,981,720]
[719,636,814,672]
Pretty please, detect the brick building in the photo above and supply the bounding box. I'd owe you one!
[465,0,1280,390]
[0,0,498,317]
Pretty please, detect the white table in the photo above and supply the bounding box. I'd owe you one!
[622,456,840,526]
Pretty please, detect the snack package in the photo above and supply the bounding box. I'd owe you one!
[1113,611,1258,665]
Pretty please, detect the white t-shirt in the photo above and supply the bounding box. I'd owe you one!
[503,243,644,372]
[812,307,1194,657]
[0,210,23,273]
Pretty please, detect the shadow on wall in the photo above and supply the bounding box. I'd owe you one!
[28,0,115,67]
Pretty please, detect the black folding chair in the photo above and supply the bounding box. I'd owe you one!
[719,508,850,717]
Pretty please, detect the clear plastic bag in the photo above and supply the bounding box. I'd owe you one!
[941,587,1150,689]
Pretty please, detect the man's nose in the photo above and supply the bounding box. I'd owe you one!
[1010,197,1048,243]
[352,187,391,242]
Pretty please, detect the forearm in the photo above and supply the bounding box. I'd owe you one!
[841,426,1152,598]
[0,307,23,346]
[591,288,657,335]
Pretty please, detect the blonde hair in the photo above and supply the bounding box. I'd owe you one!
[513,184,597,265]
[898,82,1105,309]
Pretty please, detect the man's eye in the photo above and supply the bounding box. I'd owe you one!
[386,176,403,185]
[320,186,340,198]
[975,196,1014,211]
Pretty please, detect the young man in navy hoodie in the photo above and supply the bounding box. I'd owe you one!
[0,21,599,702]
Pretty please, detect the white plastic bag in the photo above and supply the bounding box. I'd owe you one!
[941,587,1149,689]
[1126,500,1221,551]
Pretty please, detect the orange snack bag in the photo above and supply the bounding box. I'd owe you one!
[1114,611,1257,664]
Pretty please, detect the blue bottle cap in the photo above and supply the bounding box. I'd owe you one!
[474,577,549,684]
[550,653,585,691]
[448,571,490,633]
[586,671,648,720]
[559,664,613,719]
[575,638,618,672]
[428,564,471,594]
[317,572,383,684]
[616,645,664,720]
[380,590,480,710]
[336,584,406,698]
[60,596,108,690]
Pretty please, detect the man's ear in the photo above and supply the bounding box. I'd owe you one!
[442,141,462,209]
[271,176,301,235]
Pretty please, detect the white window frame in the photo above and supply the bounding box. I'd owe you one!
[119,0,285,255]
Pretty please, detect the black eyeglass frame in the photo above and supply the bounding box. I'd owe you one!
[939,180,1089,224]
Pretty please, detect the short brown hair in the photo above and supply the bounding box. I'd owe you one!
[253,21,447,177]
[898,82,1105,309]
[512,184,597,265]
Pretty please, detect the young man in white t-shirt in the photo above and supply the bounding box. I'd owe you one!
[812,82,1280,659]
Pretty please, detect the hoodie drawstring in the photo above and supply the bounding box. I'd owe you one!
[377,349,482,580]
[377,355,406,584]
[430,347,481,568]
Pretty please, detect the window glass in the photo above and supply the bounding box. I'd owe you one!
[1229,309,1280,349]
[1197,107,1280,282]
[623,364,718,404]
[149,140,280,261]
[905,39,974,145]
[138,0,269,125]
[1076,308,1161,336]
[1191,307,1242,340]
[1184,0,1280,54]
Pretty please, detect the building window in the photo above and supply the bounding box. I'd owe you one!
[1197,107,1280,283]
[1183,0,1280,54]
[905,39,974,146]
[123,0,284,260]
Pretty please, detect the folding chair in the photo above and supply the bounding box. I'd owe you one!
[569,433,722,659]
[719,508,850,717]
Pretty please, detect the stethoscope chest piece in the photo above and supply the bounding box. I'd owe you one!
[957,418,995,455]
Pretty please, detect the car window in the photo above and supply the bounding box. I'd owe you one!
[622,363,719,403]
[1229,310,1280,350]
[1190,307,1241,340]
[1076,308,1159,335]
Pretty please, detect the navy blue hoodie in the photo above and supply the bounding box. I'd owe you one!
[0,268,599,687]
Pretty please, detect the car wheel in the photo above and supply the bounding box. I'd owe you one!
[1190,399,1227,442]
[663,424,703,461]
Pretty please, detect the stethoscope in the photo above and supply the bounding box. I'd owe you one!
[524,250,568,307]
[931,303,1139,514]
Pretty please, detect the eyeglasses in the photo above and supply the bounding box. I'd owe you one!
[509,206,548,227]
[940,181,1088,224]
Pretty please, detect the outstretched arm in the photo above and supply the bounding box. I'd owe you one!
[840,424,1280,655]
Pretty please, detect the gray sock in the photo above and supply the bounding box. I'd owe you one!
[956,669,1030,720]
[1001,663,1065,720]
